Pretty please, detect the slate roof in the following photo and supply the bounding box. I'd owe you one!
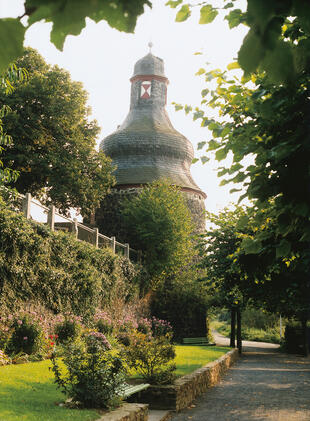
[100,53,205,196]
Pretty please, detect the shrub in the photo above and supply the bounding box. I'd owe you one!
[151,279,209,341]
[96,319,114,336]
[5,316,44,356]
[55,319,81,343]
[122,330,176,384]
[151,317,173,337]
[0,349,11,366]
[51,332,126,409]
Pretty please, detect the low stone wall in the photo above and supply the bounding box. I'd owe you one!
[98,403,148,421]
[129,349,238,411]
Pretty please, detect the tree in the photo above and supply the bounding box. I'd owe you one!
[1,48,114,216]
[0,64,27,185]
[0,0,151,73]
[169,0,310,85]
[177,27,310,351]
[121,180,196,287]
[197,206,255,351]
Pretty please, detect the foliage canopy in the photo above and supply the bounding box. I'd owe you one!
[1,48,114,216]
[121,180,195,286]
[0,0,151,73]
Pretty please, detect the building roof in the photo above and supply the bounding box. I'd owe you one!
[100,52,206,197]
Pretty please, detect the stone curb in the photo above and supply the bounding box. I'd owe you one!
[97,403,148,421]
[129,348,239,411]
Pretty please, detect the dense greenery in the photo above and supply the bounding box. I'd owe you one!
[169,0,310,84]
[0,198,140,317]
[121,180,195,286]
[0,64,27,185]
[1,49,114,216]
[0,0,152,73]
[51,333,125,409]
[151,274,210,341]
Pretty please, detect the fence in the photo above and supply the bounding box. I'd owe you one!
[4,189,141,263]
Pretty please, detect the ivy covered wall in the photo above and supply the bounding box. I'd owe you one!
[0,201,141,317]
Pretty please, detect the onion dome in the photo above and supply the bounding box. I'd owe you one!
[100,51,206,198]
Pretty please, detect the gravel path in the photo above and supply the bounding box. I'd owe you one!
[171,333,310,421]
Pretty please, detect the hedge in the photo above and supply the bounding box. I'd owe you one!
[0,201,141,317]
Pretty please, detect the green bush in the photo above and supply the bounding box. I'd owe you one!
[284,321,310,354]
[122,330,176,384]
[96,319,114,336]
[151,279,209,341]
[0,202,140,317]
[55,319,81,343]
[6,316,44,356]
[51,332,126,409]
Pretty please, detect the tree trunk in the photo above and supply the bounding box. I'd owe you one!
[301,317,309,357]
[230,308,236,348]
[237,307,242,354]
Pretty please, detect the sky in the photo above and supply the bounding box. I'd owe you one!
[1,0,248,213]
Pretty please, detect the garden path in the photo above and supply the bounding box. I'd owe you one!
[171,333,310,421]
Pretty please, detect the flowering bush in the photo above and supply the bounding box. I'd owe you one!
[54,318,82,343]
[5,316,44,356]
[121,330,176,384]
[51,332,126,408]
[151,317,173,337]
[0,349,11,366]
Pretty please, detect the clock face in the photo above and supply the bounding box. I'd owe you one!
[141,81,151,98]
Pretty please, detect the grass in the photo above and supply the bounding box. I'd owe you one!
[0,345,230,420]
[211,320,281,344]
[0,360,100,421]
[174,345,229,376]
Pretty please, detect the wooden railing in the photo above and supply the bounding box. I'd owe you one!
[9,191,141,263]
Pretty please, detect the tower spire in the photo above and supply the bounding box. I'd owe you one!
[148,41,153,53]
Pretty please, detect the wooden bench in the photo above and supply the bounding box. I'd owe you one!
[120,383,150,399]
[182,337,214,346]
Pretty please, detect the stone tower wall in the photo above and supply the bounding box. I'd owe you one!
[95,187,205,243]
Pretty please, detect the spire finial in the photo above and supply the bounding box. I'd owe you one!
[148,41,153,53]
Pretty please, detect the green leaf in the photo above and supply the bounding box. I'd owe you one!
[229,188,242,194]
[227,62,240,70]
[208,139,220,150]
[238,29,264,74]
[261,41,295,84]
[199,5,218,24]
[215,148,228,161]
[193,110,204,121]
[241,237,262,254]
[176,4,191,22]
[192,158,199,164]
[184,105,192,114]
[196,68,206,76]
[166,0,183,8]
[276,240,291,259]
[197,141,206,150]
[0,19,26,74]
[224,2,234,9]
[219,179,229,186]
[236,215,249,229]
[224,9,243,29]
[201,156,210,164]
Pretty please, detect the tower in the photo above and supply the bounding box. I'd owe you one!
[95,50,206,239]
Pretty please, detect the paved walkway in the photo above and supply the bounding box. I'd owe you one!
[171,333,310,421]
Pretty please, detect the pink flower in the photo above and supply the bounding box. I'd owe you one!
[17,320,23,325]
[23,337,28,340]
